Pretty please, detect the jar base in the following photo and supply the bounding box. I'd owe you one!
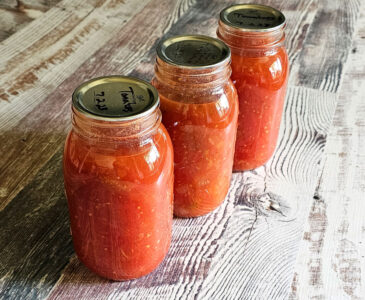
[233,156,272,172]
[173,198,226,218]
[75,247,168,281]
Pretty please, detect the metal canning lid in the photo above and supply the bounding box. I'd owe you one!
[220,4,286,32]
[156,35,231,69]
[72,76,159,121]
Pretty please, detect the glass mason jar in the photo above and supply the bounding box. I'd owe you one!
[152,35,239,218]
[217,4,289,171]
[63,76,174,281]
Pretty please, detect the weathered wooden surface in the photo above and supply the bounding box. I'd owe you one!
[290,11,365,300]
[0,0,364,299]
[0,0,62,42]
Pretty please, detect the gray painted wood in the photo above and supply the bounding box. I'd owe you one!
[0,151,73,300]
[0,0,363,299]
[290,11,365,300]
[0,0,62,42]
[292,0,361,92]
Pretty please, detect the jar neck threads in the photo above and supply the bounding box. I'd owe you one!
[71,106,161,144]
[154,56,231,89]
[217,20,285,53]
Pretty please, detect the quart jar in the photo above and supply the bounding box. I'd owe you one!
[217,4,289,171]
[63,76,174,280]
[152,35,239,218]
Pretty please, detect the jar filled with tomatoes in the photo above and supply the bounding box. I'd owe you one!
[218,4,289,171]
[152,35,239,217]
[63,76,174,280]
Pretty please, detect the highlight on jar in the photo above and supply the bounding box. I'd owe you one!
[63,76,174,281]
[152,35,239,218]
[217,4,289,171]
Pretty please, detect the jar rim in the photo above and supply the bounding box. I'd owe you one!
[72,75,160,122]
[220,4,286,33]
[156,34,231,70]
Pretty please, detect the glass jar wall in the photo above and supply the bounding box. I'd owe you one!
[63,76,174,280]
[152,35,239,217]
[218,4,289,171]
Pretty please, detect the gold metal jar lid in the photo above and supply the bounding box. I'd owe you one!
[220,4,285,32]
[156,34,231,69]
[72,76,159,121]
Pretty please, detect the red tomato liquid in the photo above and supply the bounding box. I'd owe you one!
[63,123,173,280]
[231,47,288,170]
[218,20,289,171]
[154,81,238,217]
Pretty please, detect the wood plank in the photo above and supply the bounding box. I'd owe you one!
[44,0,346,299]
[194,86,337,299]
[0,0,153,210]
[0,1,199,298]
[0,0,63,42]
[0,0,197,211]
[0,151,73,300]
[0,0,362,299]
[18,0,62,11]
[0,0,18,10]
[0,0,148,112]
[46,0,362,297]
[0,0,62,12]
[0,8,34,42]
[46,173,244,300]
[0,0,98,63]
[131,0,319,78]
[46,86,337,299]
[289,11,365,300]
[0,0,322,210]
[291,0,361,92]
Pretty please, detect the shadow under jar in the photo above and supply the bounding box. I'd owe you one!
[152,35,239,218]
[63,76,174,281]
[217,4,289,171]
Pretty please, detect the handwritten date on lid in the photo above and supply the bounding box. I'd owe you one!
[80,83,152,118]
[74,77,158,118]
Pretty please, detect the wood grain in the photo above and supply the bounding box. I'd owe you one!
[195,86,337,300]
[0,0,199,298]
[0,1,63,42]
[0,7,34,42]
[0,0,62,12]
[291,0,361,93]
[290,11,365,300]
[0,0,364,299]
[0,151,73,300]
[0,0,152,210]
[47,0,359,299]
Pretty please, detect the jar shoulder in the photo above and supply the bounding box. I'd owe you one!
[153,77,237,104]
[155,81,238,124]
[231,47,288,88]
[63,125,173,183]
